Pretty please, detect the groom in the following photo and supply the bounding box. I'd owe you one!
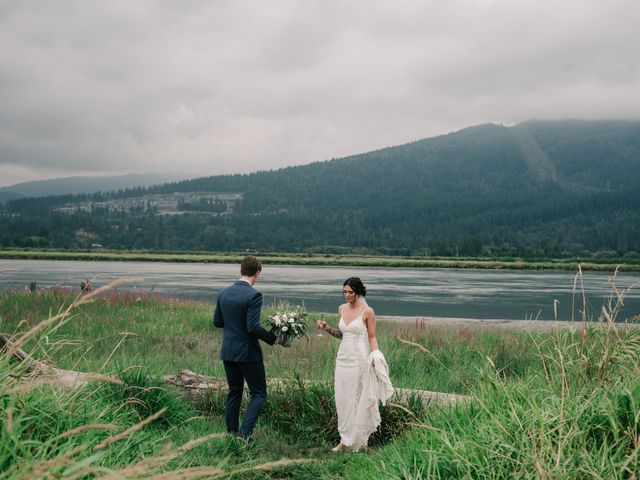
[213,255,283,440]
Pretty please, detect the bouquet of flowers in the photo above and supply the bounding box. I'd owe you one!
[265,304,309,347]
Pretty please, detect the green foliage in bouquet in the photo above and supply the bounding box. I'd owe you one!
[263,303,309,347]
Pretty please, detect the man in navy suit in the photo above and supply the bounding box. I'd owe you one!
[213,256,283,440]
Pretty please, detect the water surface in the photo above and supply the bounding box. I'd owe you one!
[1,259,639,321]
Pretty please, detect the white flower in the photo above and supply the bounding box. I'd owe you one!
[275,318,281,326]
[288,318,295,324]
[274,315,281,322]
[282,326,288,332]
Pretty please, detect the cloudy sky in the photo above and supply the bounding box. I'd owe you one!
[1,0,639,186]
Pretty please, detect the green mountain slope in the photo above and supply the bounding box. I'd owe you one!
[3,120,640,257]
[0,173,177,198]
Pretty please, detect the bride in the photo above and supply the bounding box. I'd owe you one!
[316,277,394,451]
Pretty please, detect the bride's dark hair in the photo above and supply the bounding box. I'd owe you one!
[343,277,367,297]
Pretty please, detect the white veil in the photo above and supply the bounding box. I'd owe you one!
[357,295,369,309]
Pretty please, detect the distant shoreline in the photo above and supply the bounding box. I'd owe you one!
[376,315,640,329]
[0,248,637,272]
[377,315,581,329]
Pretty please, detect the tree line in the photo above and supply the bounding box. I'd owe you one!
[2,120,640,259]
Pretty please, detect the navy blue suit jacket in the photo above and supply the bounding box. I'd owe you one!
[213,281,276,362]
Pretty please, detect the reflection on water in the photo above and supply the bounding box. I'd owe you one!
[1,259,639,321]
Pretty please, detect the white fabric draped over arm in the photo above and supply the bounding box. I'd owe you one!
[366,350,394,405]
[352,350,394,445]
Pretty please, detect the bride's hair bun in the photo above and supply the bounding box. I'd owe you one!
[343,277,367,297]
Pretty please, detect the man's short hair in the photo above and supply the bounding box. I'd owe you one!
[240,256,262,277]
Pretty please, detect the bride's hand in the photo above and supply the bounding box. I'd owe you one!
[316,319,327,330]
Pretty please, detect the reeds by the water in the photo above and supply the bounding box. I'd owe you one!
[3,247,640,271]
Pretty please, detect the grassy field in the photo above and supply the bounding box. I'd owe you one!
[2,247,640,271]
[1,285,639,478]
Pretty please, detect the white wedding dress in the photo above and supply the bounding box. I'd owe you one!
[334,312,375,450]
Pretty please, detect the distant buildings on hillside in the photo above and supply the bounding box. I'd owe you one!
[53,192,242,216]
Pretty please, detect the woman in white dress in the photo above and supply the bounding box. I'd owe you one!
[316,277,393,451]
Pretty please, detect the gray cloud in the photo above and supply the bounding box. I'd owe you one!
[1,0,639,185]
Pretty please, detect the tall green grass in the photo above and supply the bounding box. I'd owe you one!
[200,377,427,451]
[0,354,223,478]
[0,288,220,377]
[1,280,639,478]
[0,289,545,393]
[0,288,341,478]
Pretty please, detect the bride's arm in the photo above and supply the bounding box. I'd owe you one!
[322,324,343,340]
[316,307,343,339]
[364,308,379,351]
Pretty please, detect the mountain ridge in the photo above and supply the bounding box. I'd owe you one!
[0,173,180,199]
[3,119,640,257]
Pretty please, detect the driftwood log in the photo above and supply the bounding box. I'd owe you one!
[0,333,122,389]
[1,334,468,405]
[162,369,470,406]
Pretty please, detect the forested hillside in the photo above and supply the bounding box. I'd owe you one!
[3,120,640,258]
[0,191,23,205]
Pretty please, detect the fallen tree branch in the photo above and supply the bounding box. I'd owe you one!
[0,333,122,389]
[1,335,467,405]
[162,369,470,406]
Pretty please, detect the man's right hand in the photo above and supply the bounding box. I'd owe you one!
[276,335,288,346]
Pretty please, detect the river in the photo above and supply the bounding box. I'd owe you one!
[1,259,639,321]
